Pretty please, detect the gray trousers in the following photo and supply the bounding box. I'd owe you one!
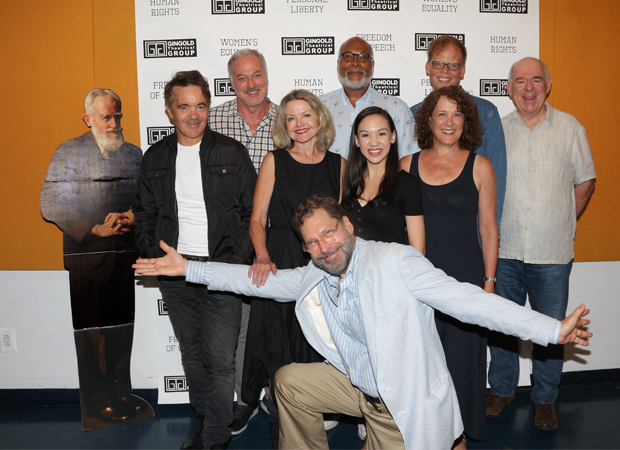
[235,299,251,406]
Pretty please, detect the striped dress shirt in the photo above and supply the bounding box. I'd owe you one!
[317,247,380,397]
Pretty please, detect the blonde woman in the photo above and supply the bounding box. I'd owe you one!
[242,90,346,411]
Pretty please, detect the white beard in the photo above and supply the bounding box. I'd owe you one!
[94,130,124,153]
[338,68,373,91]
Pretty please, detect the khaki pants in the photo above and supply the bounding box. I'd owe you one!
[274,362,405,450]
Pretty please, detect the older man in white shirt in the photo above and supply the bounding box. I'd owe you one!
[486,57,596,432]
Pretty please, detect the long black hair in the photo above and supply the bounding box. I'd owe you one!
[341,106,400,210]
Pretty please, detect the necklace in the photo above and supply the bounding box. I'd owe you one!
[430,148,460,172]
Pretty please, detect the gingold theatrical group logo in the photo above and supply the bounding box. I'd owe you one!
[212,0,265,14]
[214,78,235,97]
[348,0,399,11]
[480,79,509,97]
[281,37,335,55]
[414,33,465,51]
[480,0,528,14]
[143,39,197,58]
[164,376,189,393]
[148,127,176,146]
[371,78,400,96]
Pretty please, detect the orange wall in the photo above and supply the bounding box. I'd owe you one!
[539,1,620,262]
[1,0,617,270]
[0,1,140,270]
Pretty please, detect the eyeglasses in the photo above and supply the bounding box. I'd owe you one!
[340,51,373,63]
[430,61,464,71]
[303,223,339,253]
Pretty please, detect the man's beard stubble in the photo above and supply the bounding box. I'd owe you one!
[311,228,356,277]
[239,87,266,107]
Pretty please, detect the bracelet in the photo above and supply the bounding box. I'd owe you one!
[484,277,497,283]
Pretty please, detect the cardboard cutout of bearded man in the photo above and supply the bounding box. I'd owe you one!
[40,88,153,430]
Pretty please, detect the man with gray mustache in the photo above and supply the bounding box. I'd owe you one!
[320,37,416,160]
[208,49,277,172]
[208,49,278,436]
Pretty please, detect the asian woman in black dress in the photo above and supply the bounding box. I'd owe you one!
[342,106,425,253]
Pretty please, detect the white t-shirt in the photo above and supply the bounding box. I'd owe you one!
[175,142,209,256]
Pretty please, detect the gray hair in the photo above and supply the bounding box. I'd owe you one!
[508,57,550,84]
[227,48,268,79]
[84,88,121,116]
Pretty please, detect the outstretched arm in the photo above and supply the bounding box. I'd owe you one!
[134,240,303,303]
[133,240,188,276]
[558,303,592,345]
[397,245,592,347]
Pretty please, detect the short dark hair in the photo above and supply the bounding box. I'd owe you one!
[427,35,467,64]
[415,86,482,151]
[164,70,211,109]
[292,196,345,236]
[342,106,400,210]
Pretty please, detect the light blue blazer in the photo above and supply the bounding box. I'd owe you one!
[203,239,557,449]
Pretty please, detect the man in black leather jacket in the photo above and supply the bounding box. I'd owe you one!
[133,71,257,450]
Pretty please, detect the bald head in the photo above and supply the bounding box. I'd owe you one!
[337,37,375,91]
[509,57,550,84]
[339,36,373,57]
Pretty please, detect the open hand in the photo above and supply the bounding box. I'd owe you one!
[133,241,188,277]
[558,303,592,346]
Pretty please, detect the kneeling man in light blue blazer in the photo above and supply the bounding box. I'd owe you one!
[134,196,592,450]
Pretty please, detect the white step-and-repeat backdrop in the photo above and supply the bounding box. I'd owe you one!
[134,0,538,404]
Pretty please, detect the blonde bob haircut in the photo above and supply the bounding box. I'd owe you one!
[272,89,336,152]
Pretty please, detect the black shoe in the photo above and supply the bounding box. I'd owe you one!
[181,422,204,449]
[230,405,258,435]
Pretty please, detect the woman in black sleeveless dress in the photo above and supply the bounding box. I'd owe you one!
[400,86,498,448]
[243,90,345,412]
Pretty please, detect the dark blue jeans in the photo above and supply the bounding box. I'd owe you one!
[159,277,242,447]
[488,258,573,404]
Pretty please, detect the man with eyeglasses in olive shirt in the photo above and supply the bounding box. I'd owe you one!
[320,36,415,160]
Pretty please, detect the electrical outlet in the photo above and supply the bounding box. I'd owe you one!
[0,328,17,353]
